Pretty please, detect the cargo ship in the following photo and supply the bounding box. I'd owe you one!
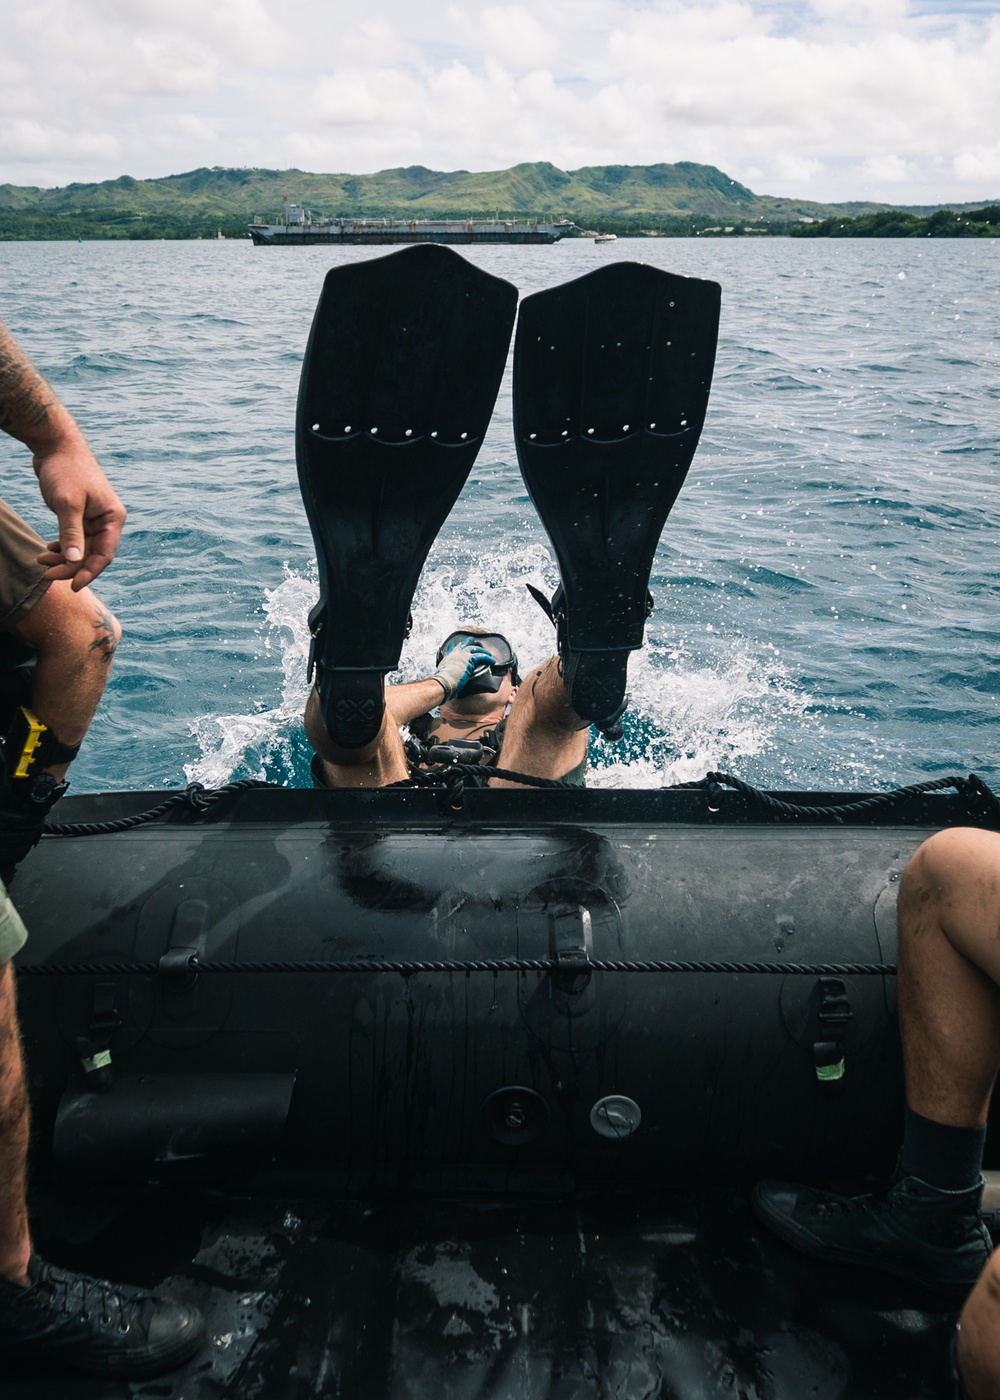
[248,205,575,246]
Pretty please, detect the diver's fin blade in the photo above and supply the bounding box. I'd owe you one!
[296,245,517,745]
[513,262,720,654]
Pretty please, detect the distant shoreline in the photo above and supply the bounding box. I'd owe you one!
[2,162,997,243]
[2,213,998,243]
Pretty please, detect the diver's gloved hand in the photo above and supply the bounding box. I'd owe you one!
[432,642,496,700]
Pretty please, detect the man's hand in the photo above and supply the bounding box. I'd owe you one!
[33,436,126,590]
[432,640,496,700]
[1,317,125,589]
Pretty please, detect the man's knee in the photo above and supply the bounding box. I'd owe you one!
[901,829,1000,916]
[958,1247,1000,1399]
[304,687,408,787]
[13,581,121,667]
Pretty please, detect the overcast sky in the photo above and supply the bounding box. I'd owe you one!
[2,0,998,204]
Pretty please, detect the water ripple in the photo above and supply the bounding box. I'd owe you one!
[1,237,997,790]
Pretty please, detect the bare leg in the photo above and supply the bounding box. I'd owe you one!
[491,656,589,787]
[897,828,1000,1396]
[305,687,409,789]
[753,826,1000,1303]
[12,580,121,781]
[959,1252,1000,1400]
[896,827,1000,1128]
[0,961,31,1285]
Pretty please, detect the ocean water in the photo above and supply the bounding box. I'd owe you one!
[0,236,997,795]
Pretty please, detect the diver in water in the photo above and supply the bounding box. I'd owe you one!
[754,827,1000,1400]
[296,244,720,794]
[306,625,591,789]
[0,318,204,1376]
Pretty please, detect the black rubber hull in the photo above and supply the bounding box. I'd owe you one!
[10,785,990,1193]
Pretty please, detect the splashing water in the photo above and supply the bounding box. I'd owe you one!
[186,548,819,791]
[185,568,317,788]
[589,640,813,789]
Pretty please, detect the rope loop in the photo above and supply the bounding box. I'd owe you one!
[682,771,1000,822]
[43,778,274,837]
[181,782,211,813]
[960,773,1000,816]
[444,766,466,811]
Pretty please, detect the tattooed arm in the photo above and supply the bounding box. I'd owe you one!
[0,318,126,590]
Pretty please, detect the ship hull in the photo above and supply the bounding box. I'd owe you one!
[249,226,570,247]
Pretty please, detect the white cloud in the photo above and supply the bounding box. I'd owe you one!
[450,5,559,69]
[770,152,828,186]
[953,143,1000,186]
[861,152,920,183]
[336,19,422,69]
[809,0,908,29]
[0,119,121,166]
[2,0,1000,204]
[127,37,219,96]
[84,0,287,65]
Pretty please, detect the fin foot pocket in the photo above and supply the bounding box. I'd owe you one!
[319,669,386,750]
[527,584,631,740]
[561,652,628,740]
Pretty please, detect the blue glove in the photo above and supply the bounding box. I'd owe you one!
[432,642,496,700]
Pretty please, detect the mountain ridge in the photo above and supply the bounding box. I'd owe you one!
[0,160,995,239]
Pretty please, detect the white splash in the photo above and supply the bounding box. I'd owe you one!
[184,566,316,787]
[185,548,815,790]
[588,639,813,789]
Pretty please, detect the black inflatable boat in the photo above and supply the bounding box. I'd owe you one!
[12,774,1000,1195]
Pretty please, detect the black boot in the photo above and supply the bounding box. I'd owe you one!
[0,768,67,885]
[753,1173,992,1297]
[0,1255,205,1377]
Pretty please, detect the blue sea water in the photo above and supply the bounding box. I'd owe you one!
[0,236,997,795]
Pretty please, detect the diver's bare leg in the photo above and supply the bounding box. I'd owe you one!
[305,688,410,788]
[896,828,1000,1129]
[13,581,121,781]
[0,962,31,1285]
[491,656,588,787]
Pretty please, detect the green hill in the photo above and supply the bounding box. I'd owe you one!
[0,161,996,239]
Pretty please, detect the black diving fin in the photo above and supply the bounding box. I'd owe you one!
[296,245,518,747]
[513,261,721,735]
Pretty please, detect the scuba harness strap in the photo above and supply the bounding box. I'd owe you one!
[404,712,508,773]
[0,635,80,881]
[6,704,81,777]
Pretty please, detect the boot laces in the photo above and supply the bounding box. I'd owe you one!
[40,1263,135,1334]
[814,1192,891,1220]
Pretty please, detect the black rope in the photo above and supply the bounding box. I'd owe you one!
[15,955,897,977]
[42,779,276,837]
[37,768,1000,839]
[388,762,572,804]
[684,771,1000,821]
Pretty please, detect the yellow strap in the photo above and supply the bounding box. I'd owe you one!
[13,707,48,780]
[816,1059,845,1082]
[81,1049,112,1073]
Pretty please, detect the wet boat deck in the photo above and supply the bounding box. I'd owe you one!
[10,1186,956,1398]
